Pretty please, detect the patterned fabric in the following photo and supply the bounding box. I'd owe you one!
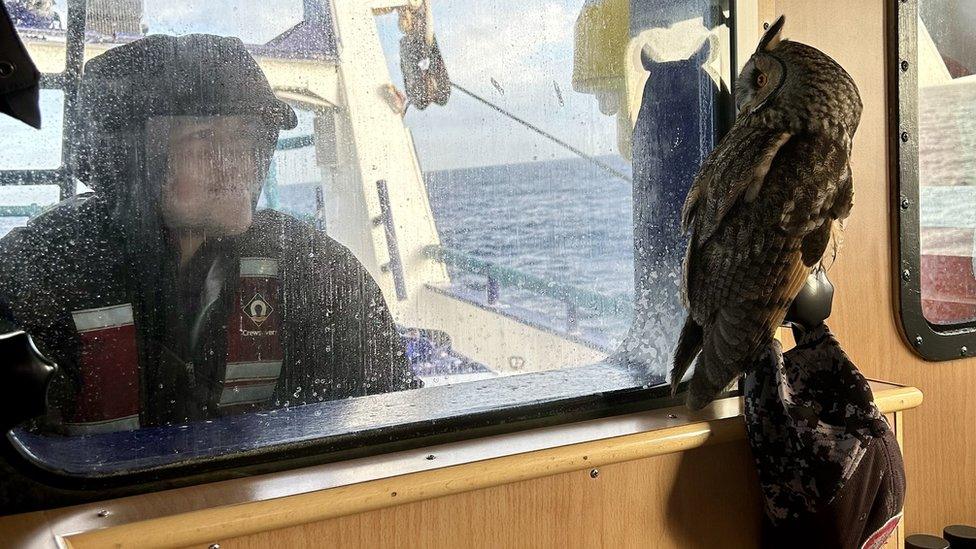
[744,323,889,523]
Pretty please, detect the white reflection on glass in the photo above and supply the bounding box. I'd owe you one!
[917,0,976,325]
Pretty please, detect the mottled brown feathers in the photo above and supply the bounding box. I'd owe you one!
[670,20,862,409]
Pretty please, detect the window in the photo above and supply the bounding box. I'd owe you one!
[0,89,64,170]
[917,0,976,326]
[0,0,732,510]
[4,0,67,72]
[896,0,976,359]
[0,185,60,239]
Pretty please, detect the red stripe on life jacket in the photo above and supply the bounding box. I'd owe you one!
[63,258,288,432]
[65,303,141,433]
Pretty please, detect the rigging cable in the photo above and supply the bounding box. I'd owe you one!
[448,82,633,184]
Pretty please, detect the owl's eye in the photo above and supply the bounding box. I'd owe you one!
[756,72,768,88]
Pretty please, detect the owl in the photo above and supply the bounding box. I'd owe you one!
[670,16,862,410]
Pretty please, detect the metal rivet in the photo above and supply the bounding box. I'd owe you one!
[902,269,911,281]
[914,335,923,347]
[901,131,910,142]
[589,468,600,479]
[763,21,770,30]
[667,413,678,419]
[961,346,968,357]
[900,60,910,71]
[425,454,435,460]
[96,509,110,517]
[900,196,911,210]
[0,61,15,78]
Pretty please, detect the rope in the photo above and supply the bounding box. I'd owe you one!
[448,82,633,184]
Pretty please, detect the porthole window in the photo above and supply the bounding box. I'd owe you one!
[894,0,976,359]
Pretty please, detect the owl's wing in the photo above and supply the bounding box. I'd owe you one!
[681,124,793,245]
[777,134,853,266]
[679,132,852,409]
[680,124,792,302]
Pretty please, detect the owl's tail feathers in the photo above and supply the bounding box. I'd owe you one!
[686,304,785,410]
[670,318,703,397]
[686,335,742,411]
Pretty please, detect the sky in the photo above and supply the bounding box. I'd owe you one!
[16,0,975,172]
[26,0,621,172]
[7,0,635,175]
[375,1,620,171]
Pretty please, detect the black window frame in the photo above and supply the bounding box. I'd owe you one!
[0,0,84,194]
[0,0,740,514]
[890,0,976,360]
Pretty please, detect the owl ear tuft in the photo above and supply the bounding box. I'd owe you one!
[758,15,786,52]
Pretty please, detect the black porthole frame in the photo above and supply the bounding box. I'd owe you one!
[890,0,976,361]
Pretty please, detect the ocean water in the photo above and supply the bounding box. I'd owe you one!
[0,185,61,237]
[423,157,636,343]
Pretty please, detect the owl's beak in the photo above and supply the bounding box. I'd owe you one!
[735,92,756,117]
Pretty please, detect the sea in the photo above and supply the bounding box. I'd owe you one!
[422,156,636,343]
[270,155,639,345]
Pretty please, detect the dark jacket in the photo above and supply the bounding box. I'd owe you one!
[0,193,419,432]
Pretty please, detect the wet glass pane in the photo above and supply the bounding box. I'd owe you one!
[83,1,325,60]
[917,0,976,325]
[0,89,63,169]
[0,0,729,480]
[375,0,727,381]
[3,0,67,72]
[257,109,321,224]
[0,185,60,238]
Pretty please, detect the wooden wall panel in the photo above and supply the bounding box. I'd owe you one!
[216,442,761,549]
[773,0,976,535]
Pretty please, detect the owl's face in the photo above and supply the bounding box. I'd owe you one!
[735,54,786,116]
[735,16,788,117]
[733,16,862,139]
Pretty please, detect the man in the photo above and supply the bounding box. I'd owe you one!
[0,34,419,434]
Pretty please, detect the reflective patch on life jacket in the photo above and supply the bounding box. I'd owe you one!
[225,360,282,381]
[240,257,278,278]
[220,258,284,408]
[64,303,141,434]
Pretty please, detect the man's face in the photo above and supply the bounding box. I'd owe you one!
[150,115,273,236]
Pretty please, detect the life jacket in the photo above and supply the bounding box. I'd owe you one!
[63,257,283,435]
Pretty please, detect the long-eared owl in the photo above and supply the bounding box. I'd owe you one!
[671,16,862,409]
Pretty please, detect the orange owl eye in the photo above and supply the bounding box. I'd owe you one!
[756,73,768,88]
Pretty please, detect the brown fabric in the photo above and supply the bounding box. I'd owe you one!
[761,429,905,549]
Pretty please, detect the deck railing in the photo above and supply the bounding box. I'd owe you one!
[0,205,44,218]
[424,244,631,333]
